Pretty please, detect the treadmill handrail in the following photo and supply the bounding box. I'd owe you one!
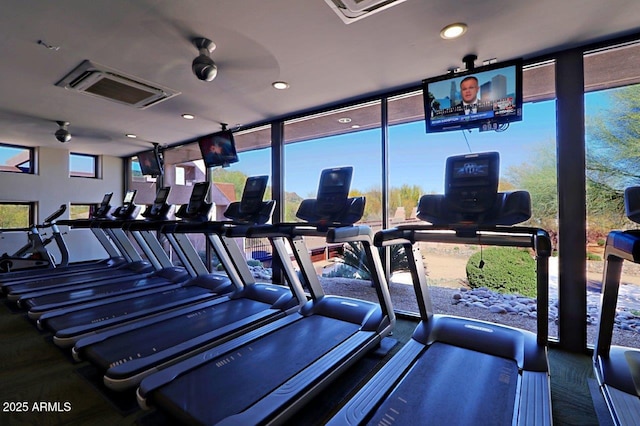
[246,222,355,239]
[375,223,551,346]
[375,224,551,254]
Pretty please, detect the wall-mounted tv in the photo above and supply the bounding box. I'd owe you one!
[423,59,523,133]
[197,130,239,168]
[137,149,163,177]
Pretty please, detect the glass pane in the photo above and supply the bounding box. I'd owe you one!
[0,144,32,174]
[586,82,640,348]
[388,76,558,338]
[129,156,158,205]
[69,153,97,177]
[284,102,382,300]
[69,204,91,220]
[0,203,31,228]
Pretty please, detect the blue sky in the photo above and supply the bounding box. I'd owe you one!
[234,99,559,197]
[232,90,614,197]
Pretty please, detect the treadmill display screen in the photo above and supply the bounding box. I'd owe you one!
[240,176,268,214]
[100,193,113,206]
[123,190,136,204]
[155,187,170,203]
[452,159,490,179]
[316,167,353,215]
[190,182,209,202]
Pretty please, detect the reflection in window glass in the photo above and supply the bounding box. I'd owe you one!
[70,153,97,178]
[0,143,33,174]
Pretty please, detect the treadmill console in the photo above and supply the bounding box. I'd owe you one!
[239,176,269,215]
[316,167,353,216]
[93,192,113,219]
[176,182,212,222]
[445,152,499,214]
[142,187,172,220]
[112,190,139,220]
[224,176,274,224]
[417,151,530,227]
[296,166,364,226]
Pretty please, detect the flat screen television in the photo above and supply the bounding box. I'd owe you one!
[137,149,163,177]
[198,130,239,168]
[423,59,523,133]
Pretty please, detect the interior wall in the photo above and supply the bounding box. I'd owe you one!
[0,147,124,262]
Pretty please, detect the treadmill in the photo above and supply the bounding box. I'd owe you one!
[71,176,304,391]
[16,186,209,315]
[3,190,154,302]
[593,186,640,425]
[328,152,552,426]
[36,185,232,346]
[44,176,281,350]
[136,166,395,425]
[0,192,134,292]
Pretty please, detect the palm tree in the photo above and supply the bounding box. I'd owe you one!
[340,242,410,280]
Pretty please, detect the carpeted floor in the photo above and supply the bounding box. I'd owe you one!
[0,299,608,425]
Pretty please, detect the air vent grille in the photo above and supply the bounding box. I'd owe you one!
[56,60,180,109]
[324,0,408,24]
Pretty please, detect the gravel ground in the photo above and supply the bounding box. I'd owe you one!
[319,276,640,348]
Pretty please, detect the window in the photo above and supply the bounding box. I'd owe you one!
[69,204,93,220]
[0,143,33,174]
[584,41,640,347]
[0,202,33,228]
[70,153,98,178]
[284,102,382,298]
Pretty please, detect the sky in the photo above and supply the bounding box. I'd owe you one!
[230,90,615,198]
[232,99,558,197]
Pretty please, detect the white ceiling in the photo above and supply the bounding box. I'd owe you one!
[0,0,638,157]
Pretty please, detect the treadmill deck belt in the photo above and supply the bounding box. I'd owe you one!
[86,297,272,370]
[155,315,360,425]
[367,342,518,426]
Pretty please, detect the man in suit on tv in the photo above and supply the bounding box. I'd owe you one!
[455,76,493,115]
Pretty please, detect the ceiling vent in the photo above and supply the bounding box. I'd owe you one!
[55,60,180,109]
[324,0,408,24]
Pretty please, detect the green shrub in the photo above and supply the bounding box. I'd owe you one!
[466,247,537,298]
[597,238,606,247]
[587,252,602,261]
[247,259,262,267]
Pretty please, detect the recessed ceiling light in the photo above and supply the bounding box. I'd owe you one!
[351,124,360,129]
[181,113,195,120]
[338,117,352,124]
[125,133,137,138]
[440,23,467,40]
[272,81,290,90]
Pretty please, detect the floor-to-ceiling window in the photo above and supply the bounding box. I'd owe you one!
[283,102,382,296]
[585,41,640,348]
[386,61,558,336]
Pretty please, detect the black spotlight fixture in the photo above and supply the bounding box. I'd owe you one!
[192,37,217,81]
[55,121,71,143]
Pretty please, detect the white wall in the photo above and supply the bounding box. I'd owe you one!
[0,147,124,263]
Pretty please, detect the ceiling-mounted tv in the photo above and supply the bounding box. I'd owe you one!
[423,59,523,133]
[198,130,239,168]
[137,149,163,177]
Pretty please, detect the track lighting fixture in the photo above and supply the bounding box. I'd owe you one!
[192,37,217,81]
[55,121,71,143]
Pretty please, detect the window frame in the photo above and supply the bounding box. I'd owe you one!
[0,143,34,174]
